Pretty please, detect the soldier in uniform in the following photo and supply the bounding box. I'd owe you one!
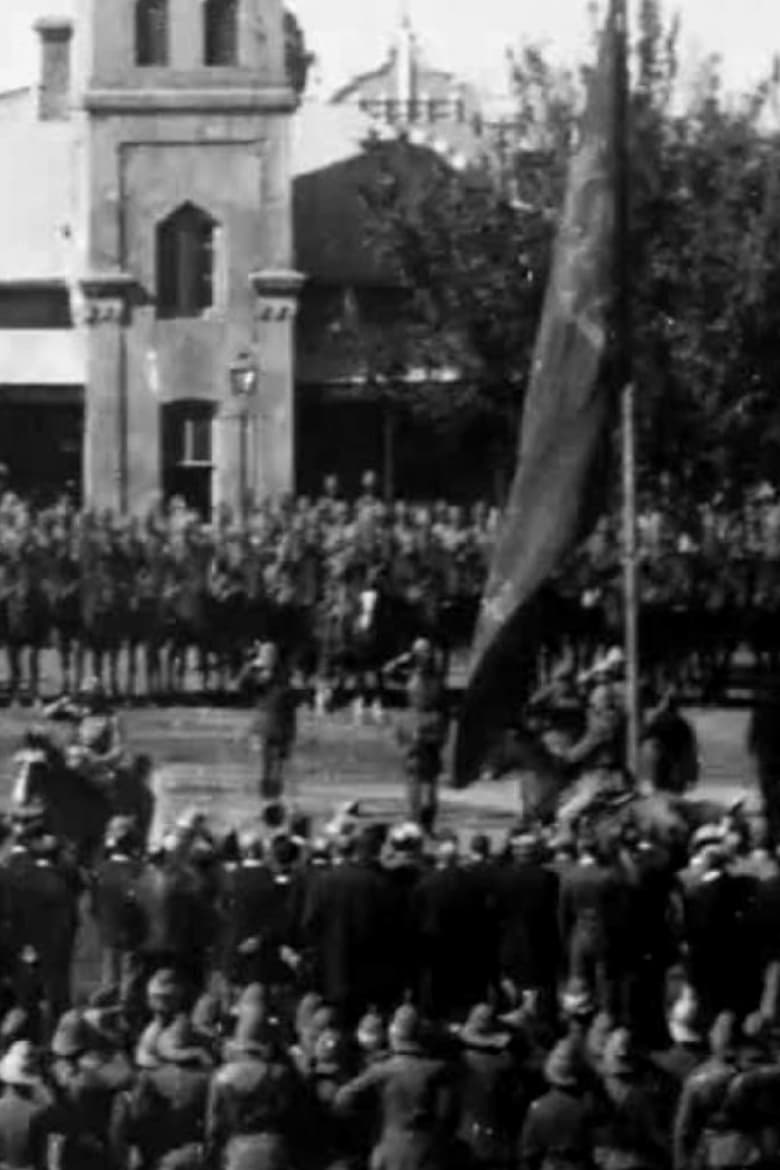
[90,816,143,1004]
[384,638,449,833]
[239,642,298,803]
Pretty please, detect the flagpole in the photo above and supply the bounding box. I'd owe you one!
[612,0,640,781]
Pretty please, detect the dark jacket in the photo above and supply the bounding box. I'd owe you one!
[335,1047,454,1170]
[91,854,143,950]
[456,1044,521,1167]
[494,860,560,990]
[0,1086,59,1170]
[520,1086,598,1170]
[302,861,395,1018]
[127,1062,212,1166]
[205,1055,299,1164]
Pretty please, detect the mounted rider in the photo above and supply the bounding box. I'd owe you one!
[43,676,125,793]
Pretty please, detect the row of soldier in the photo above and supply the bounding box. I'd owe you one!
[0,799,780,1165]
[0,472,780,699]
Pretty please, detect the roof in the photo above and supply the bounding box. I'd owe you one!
[292,98,376,178]
[0,113,77,282]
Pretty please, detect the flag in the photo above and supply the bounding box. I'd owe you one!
[454,0,628,787]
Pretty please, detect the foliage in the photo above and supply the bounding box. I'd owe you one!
[357,0,780,502]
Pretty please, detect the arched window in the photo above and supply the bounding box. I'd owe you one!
[204,0,239,66]
[156,203,217,320]
[135,0,169,66]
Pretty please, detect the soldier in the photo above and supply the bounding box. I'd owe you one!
[673,1012,740,1170]
[124,1014,213,1169]
[239,642,297,802]
[385,637,449,833]
[206,1003,299,1170]
[334,1004,454,1170]
[90,816,143,1004]
[519,1037,598,1170]
[0,1041,59,1170]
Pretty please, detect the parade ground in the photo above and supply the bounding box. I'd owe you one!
[0,702,758,841]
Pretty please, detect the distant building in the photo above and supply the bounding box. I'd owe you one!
[0,1,302,516]
[292,12,518,499]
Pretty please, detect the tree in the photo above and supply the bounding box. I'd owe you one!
[358,0,780,503]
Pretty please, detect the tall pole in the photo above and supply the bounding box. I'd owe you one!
[612,0,640,781]
[239,406,248,530]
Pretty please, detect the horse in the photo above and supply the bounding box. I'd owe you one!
[4,572,49,703]
[80,571,127,698]
[10,739,155,867]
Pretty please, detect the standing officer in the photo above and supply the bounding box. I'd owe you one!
[239,642,298,803]
[385,638,449,832]
[90,816,143,1003]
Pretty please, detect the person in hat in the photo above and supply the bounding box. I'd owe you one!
[651,984,707,1121]
[90,815,143,1003]
[45,675,125,793]
[335,1004,454,1170]
[412,832,495,1020]
[239,641,298,802]
[641,687,700,795]
[455,1002,520,1169]
[384,637,449,832]
[0,1040,59,1169]
[124,1014,213,1170]
[206,1004,299,1170]
[596,1028,668,1170]
[673,1012,741,1170]
[520,1037,598,1170]
[302,826,396,1025]
[494,828,560,1022]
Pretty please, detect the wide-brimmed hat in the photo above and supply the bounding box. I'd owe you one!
[0,1041,42,1087]
[544,1038,585,1089]
[313,1027,351,1076]
[51,1010,89,1059]
[460,1003,512,1052]
[561,977,596,1020]
[104,815,136,850]
[668,984,703,1046]
[224,1005,279,1060]
[388,1005,422,1053]
[147,969,182,1007]
[156,1015,213,1067]
[357,1009,386,1054]
[83,1007,126,1050]
[602,1028,637,1078]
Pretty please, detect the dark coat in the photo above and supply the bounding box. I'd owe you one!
[412,863,495,1017]
[0,1086,59,1170]
[302,861,396,1018]
[134,861,216,971]
[335,1047,454,1170]
[455,1044,521,1167]
[520,1086,598,1170]
[54,1054,135,1170]
[90,854,143,950]
[494,860,560,990]
[559,859,632,965]
[205,1055,299,1165]
[128,1062,212,1166]
[673,1057,738,1170]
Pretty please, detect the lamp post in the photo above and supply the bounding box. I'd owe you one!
[229,350,259,527]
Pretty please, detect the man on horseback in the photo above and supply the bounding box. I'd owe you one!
[384,637,449,833]
[44,676,125,794]
[239,641,297,802]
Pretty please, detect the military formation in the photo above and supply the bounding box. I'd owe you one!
[0,797,776,1168]
[1,468,780,702]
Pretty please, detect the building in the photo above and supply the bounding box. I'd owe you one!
[0,0,302,516]
[292,13,519,499]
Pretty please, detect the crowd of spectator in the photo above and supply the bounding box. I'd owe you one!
[0,794,779,1168]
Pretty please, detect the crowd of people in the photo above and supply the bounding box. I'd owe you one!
[0,794,778,1168]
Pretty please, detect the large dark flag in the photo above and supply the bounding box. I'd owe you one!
[454,0,628,787]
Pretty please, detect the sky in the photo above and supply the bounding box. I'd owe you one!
[1,0,780,96]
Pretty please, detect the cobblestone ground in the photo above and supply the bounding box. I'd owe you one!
[0,701,758,999]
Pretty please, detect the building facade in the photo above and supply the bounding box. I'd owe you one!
[0,0,302,516]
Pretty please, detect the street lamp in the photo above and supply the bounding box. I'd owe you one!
[229,350,259,526]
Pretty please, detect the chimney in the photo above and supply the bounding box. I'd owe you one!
[34,17,74,122]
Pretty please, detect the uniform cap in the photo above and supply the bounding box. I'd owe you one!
[51,1010,89,1059]
[561,977,596,1019]
[544,1037,586,1089]
[356,1010,386,1053]
[460,1003,511,1051]
[225,1005,279,1059]
[601,1027,637,1077]
[0,1008,30,1047]
[668,983,703,1044]
[0,1041,42,1087]
[147,968,182,1005]
[156,1014,213,1067]
[135,1021,163,1070]
[83,1007,125,1050]
[388,1005,422,1052]
[104,815,135,848]
[191,994,223,1038]
[313,1027,351,1075]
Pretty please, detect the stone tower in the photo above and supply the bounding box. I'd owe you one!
[75,0,303,515]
